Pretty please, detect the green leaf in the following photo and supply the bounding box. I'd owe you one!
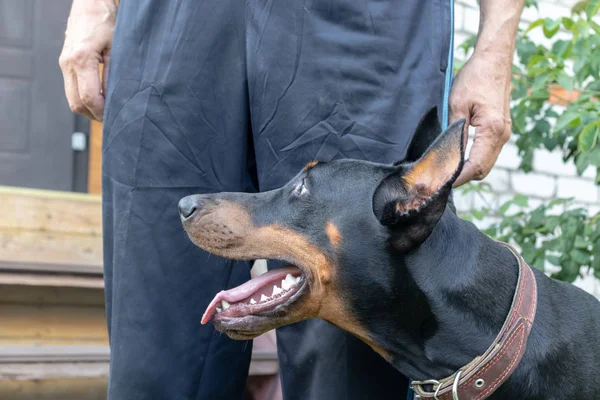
[547,255,561,266]
[526,18,545,33]
[543,136,559,151]
[545,217,560,232]
[528,89,549,101]
[530,207,545,228]
[499,201,512,215]
[514,195,529,208]
[578,121,600,151]
[569,248,591,265]
[525,0,538,9]
[588,148,600,167]
[575,236,591,249]
[543,18,561,38]
[586,0,600,19]
[551,39,572,57]
[554,111,581,132]
[521,243,537,263]
[548,198,571,208]
[458,35,477,55]
[484,226,498,237]
[591,21,600,35]
[575,153,591,175]
[471,210,485,221]
[533,256,545,271]
[532,72,551,92]
[561,16,576,31]
[556,72,574,92]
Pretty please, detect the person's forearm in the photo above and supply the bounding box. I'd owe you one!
[474,0,525,63]
[70,0,117,19]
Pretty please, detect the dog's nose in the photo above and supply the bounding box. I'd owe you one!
[178,196,198,219]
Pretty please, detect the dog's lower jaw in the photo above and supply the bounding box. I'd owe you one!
[214,309,311,340]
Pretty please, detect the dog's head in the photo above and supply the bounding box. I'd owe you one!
[179,107,465,357]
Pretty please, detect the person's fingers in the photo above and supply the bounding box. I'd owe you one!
[449,102,471,162]
[449,97,469,125]
[74,56,104,120]
[454,138,497,186]
[60,60,95,120]
[454,114,509,187]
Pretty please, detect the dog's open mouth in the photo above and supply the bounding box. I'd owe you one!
[201,265,306,324]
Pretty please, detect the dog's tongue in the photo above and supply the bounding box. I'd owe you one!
[201,266,301,324]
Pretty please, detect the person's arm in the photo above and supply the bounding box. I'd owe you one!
[59,0,117,121]
[450,0,525,186]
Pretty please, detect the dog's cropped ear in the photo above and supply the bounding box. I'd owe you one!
[373,119,466,249]
[403,106,442,164]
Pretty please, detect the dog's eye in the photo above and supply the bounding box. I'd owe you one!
[293,179,308,196]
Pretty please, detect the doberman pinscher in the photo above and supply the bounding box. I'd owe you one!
[178,107,600,399]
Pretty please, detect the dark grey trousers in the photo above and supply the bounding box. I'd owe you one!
[101,0,453,398]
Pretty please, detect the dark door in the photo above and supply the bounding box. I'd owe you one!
[0,0,80,191]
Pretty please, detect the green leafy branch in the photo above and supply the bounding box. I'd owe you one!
[460,184,600,282]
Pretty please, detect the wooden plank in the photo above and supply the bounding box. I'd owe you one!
[0,378,107,399]
[0,185,103,274]
[87,60,104,195]
[0,273,104,289]
[88,119,103,195]
[0,186,102,235]
[0,231,102,271]
[0,185,100,203]
[0,304,108,345]
[0,345,109,363]
[0,364,108,381]
[0,356,276,380]
[0,260,103,275]
[0,285,105,306]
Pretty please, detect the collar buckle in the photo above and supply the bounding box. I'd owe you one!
[410,379,441,400]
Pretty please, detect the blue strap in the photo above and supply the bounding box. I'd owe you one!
[407,0,454,397]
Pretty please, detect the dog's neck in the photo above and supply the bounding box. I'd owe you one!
[373,210,519,380]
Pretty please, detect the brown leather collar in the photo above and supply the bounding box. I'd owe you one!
[411,242,538,400]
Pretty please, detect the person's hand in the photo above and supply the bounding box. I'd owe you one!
[59,0,117,121]
[449,51,513,187]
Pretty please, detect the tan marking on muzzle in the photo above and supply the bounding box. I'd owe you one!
[183,200,389,360]
[183,201,333,285]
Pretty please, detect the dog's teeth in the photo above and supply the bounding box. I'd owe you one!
[282,278,292,290]
[260,294,269,302]
[272,285,283,296]
[285,274,296,287]
[221,300,230,310]
[250,298,257,305]
[294,276,302,284]
[216,307,222,313]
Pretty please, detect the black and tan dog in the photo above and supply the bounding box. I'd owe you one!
[179,108,600,399]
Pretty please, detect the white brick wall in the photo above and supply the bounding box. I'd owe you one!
[453,0,600,294]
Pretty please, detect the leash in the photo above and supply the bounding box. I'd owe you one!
[410,242,538,400]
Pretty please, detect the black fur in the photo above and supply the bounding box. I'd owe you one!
[402,106,444,164]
